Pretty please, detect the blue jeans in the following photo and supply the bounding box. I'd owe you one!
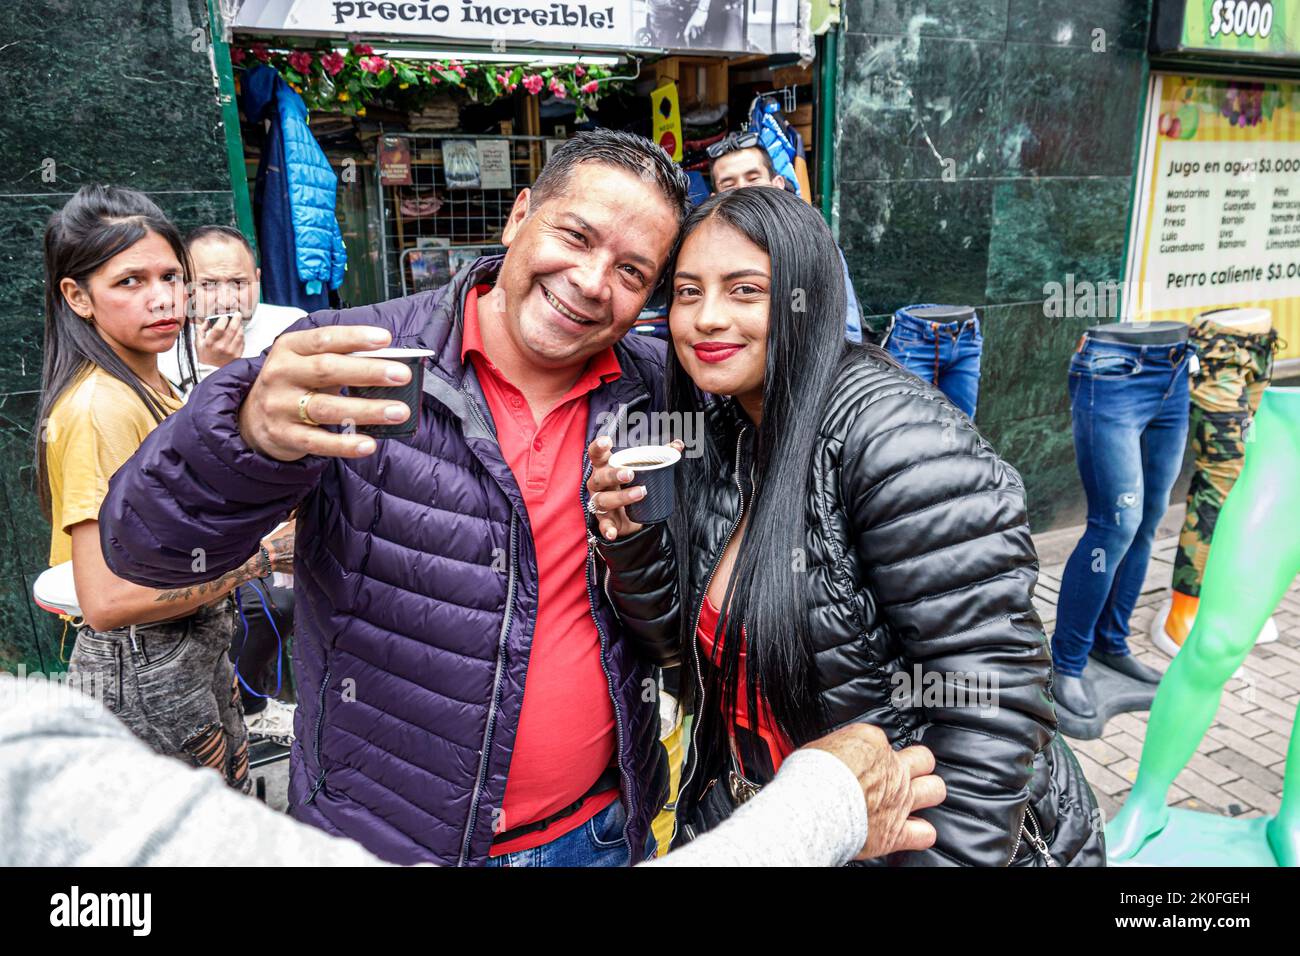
[885,305,983,418]
[484,797,658,867]
[1051,336,1191,677]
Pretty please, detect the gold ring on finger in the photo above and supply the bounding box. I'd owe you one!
[298,390,322,427]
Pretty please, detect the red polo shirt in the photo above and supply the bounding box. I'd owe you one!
[461,285,621,856]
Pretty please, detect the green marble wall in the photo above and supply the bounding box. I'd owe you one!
[834,0,1152,532]
[0,1,234,672]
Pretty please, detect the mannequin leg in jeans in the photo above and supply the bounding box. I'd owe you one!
[935,320,982,420]
[1089,394,1187,682]
[1108,388,1300,864]
[1052,344,1189,715]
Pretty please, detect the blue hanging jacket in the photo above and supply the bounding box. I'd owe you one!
[244,66,346,296]
[750,98,800,197]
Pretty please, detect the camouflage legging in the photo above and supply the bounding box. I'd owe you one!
[1172,316,1281,597]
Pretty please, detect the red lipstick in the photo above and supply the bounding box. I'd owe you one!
[692,341,744,364]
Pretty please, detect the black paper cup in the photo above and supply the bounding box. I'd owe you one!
[609,445,682,525]
[346,347,434,438]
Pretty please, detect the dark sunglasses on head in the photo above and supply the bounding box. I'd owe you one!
[706,130,760,159]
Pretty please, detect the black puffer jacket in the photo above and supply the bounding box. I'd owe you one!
[597,347,1105,866]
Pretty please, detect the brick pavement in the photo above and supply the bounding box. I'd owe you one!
[1036,531,1299,826]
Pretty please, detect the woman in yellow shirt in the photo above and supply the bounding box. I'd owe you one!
[35,185,291,791]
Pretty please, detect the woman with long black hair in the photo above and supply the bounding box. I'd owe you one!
[588,186,1104,865]
[37,184,290,790]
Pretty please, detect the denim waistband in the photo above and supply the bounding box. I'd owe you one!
[1077,333,1191,365]
[893,305,980,335]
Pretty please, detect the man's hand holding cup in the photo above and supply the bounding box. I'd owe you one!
[238,325,430,462]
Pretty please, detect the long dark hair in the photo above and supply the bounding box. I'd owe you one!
[35,185,195,520]
[665,186,850,747]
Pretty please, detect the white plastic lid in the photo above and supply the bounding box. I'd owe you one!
[608,445,682,470]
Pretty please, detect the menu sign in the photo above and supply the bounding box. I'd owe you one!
[1127,74,1300,359]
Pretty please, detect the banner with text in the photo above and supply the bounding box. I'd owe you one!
[1181,1,1298,57]
[231,0,805,55]
[1126,73,1300,359]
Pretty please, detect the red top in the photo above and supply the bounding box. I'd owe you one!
[696,594,794,776]
[461,285,622,855]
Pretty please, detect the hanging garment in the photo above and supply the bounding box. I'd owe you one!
[243,66,345,310]
[1172,315,1280,598]
[750,97,800,196]
[790,128,813,206]
[1051,334,1192,677]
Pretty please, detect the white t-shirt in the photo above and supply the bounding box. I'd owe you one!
[159,302,307,394]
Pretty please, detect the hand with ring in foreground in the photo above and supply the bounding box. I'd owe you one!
[802,722,946,860]
[238,325,410,462]
[586,436,685,542]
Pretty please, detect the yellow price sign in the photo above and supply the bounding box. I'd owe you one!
[651,82,682,162]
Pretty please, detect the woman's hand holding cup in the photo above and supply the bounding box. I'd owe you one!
[586,437,685,542]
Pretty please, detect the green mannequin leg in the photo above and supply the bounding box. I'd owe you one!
[1275,704,1300,865]
[1108,388,1300,864]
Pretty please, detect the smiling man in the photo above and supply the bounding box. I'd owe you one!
[98,130,689,866]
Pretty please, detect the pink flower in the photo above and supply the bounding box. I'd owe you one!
[447,60,466,78]
[352,43,374,56]
[521,74,544,95]
[321,52,345,76]
[580,80,599,95]
[574,65,586,78]
[548,77,567,99]
[359,56,389,74]
[250,43,271,64]
[288,51,313,74]
[496,72,510,86]
[230,47,247,65]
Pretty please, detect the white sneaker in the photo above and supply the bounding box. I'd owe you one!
[244,698,296,746]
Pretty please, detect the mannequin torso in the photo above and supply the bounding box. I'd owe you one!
[1198,307,1273,335]
[1087,320,1189,345]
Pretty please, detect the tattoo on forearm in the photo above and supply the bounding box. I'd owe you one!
[267,531,294,557]
[153,554,266,604]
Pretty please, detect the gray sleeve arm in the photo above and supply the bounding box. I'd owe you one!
[645,748,868,868]
[1,676,864,868]
[0,676,388,867]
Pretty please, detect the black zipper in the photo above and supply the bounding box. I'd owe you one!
[456,509,518,866]
[674,425,748,844]
[304,667,332,805]
[582,399,639,857]
[453,380,525,866]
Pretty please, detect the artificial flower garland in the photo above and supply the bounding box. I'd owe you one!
[232,42,624,120]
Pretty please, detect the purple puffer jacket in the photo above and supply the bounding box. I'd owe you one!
[99,256,672,865]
